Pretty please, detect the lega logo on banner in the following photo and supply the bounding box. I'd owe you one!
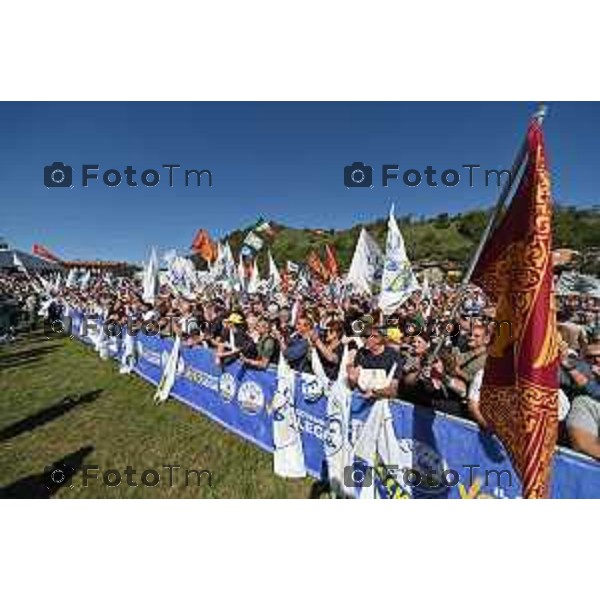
[237,381,265,415]
[300,374,325,402]
[219,373,237,402]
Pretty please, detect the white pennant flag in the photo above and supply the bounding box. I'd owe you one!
[119,331,138,374]
[346,228,384,295]
[272,353,306,478]
[247,259,260,294]
[80,269,91,290]
[223,242,236,284]
[66,268,78,288]
[268,251,281,291]
[154,336,182,404]
[142,247,160,303]
[352,399,411,499]
[38,273,53,294]
[236,254,246,291]
[422,272,431,299]
[378,204,419,314]
[320,345,355,497]
[12,252,27,273]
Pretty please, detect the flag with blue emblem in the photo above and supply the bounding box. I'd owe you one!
[378,204,419,314]
[271,353,306,478]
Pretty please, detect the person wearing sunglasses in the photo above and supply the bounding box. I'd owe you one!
[565,344,600,460]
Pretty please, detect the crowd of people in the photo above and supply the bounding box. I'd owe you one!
[1,267,600,460]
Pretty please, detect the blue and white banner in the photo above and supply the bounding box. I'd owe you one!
[68,313,600,499]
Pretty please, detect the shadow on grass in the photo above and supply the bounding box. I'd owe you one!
[0,389,103,442]
[0,343,62,368]
[0,445,94,498]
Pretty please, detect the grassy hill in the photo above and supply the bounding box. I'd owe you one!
[222,205,600,276]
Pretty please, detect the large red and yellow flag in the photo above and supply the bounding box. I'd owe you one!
[190,229,217,263]
[471,120,559,498]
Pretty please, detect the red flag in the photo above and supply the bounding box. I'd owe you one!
[324,244,339,279]
[32,244,61,263]
[190,229,217,263]
[471,120,559,498]
[307,250,328,281]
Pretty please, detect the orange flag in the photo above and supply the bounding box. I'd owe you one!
[307,250,328,281]
[471,120,559,498]
[190,229,217,263]
[324,244,339,279]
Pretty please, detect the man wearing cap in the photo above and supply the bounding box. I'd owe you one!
[565,343,600,459]
[215,313,255,367]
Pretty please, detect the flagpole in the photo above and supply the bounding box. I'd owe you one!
[429,104,547,359]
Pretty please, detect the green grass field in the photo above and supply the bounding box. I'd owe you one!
[0,331,314,498]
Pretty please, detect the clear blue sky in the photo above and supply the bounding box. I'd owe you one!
[1,101,598,262]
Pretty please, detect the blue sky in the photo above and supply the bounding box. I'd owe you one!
[1,101,598,262]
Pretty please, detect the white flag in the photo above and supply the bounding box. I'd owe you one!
[94,319,110,359]
[268,251,281,290]
[66,268,78,288]
[322,345,355,497]
[247,259,260,294]
[243,230,264,252]
[12,252,27,273]
[154,336,181,404]
[119,331,138,374]
[80,269,91,290]
[352,399,411,499]
[236,254,246,291]
[346,228,384,295]
[378,204,419,314]
[38,273,53,294]
[286,260,300,273]
[272,353,306,478]
[142,247,160,304]
[422,272,431,300]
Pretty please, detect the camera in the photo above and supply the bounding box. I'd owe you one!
[344,162,373,188]
[343,464,373,488]
[44,162,73,188]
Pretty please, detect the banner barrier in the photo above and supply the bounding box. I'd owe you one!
[68,312,600,499]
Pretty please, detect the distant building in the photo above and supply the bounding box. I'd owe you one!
[60,260,134,276]
[0,247,62,272]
